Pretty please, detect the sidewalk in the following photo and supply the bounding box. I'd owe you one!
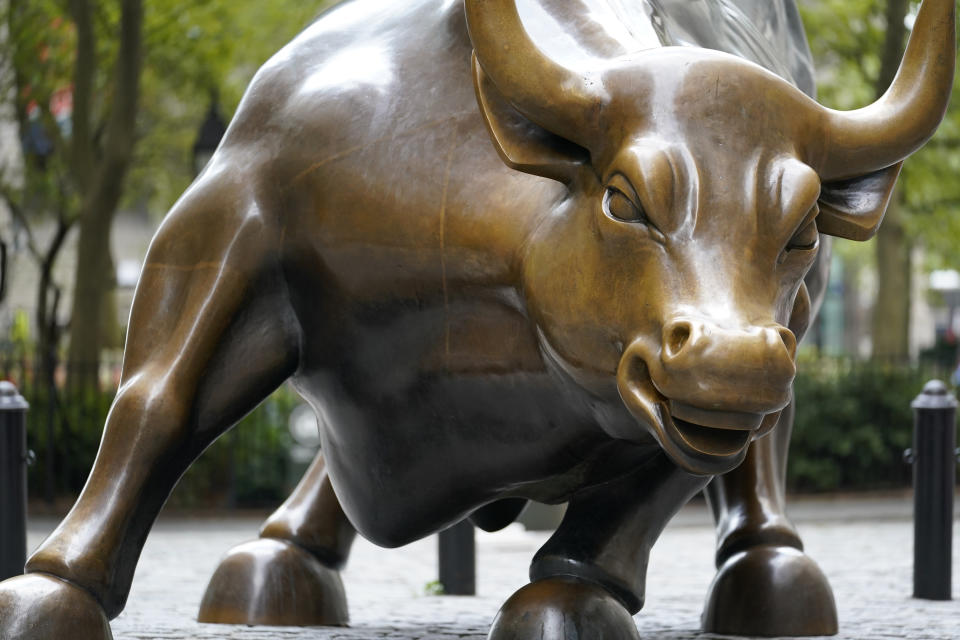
[25,495,960,640]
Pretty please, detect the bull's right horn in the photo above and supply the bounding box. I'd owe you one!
[465,0,610,150]
[819,0,955,181]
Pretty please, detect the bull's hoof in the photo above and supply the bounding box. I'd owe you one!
[702,545,838,637]
[488,577,640,640]
[198,537,348,626]
[0,573,113,639]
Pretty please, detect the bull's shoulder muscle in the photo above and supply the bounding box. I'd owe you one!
[207,0,556,296]
[223,0,476,167]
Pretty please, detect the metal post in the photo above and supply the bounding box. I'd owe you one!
[438,519,476,595]
[0,381,29,581]
[909,379,956,600]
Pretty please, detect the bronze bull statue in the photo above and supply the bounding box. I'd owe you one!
[0,0,954,638]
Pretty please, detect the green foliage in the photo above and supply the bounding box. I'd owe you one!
[8,310,30,352]
[2,0,336,358]
[801,0,960,269]
[424,580,446,596]
[8,0,331,208]
[130,0,332,212]
[788,356,934,492]
[170,384,301,508]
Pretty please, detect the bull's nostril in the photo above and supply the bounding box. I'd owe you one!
[664,322,692,359]
[778,326,797,359]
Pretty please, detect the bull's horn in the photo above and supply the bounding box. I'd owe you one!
[464,0,609,150]
[819,0,955,180]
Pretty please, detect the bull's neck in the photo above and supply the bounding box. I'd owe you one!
[443,174,570,295]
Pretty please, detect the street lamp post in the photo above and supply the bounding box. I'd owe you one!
[192,95,227,177]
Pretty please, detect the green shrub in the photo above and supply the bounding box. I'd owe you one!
[171,386,301,508]
[20,370,303,509]
[788,356,936,492]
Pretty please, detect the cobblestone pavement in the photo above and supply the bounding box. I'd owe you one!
[25,495,960,640]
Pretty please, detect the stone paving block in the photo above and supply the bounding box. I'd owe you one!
[24,499,960,639]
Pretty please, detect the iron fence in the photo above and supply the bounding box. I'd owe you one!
[0,343,300,508]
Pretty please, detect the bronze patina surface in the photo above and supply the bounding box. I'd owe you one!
[0,0,954,638]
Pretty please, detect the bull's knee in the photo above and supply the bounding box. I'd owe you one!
[713,510,803,566]
[257,463,356,569]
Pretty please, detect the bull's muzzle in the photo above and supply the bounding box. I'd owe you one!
[617,317,795,475]
[658,316,796,415]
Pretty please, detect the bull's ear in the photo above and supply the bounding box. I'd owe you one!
[816,162,902,241]
[472,54,588,184]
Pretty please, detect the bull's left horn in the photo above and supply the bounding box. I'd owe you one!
[819,0,955,180]
[465,0,610,150]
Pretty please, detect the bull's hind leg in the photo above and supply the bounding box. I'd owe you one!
[488,454,708,640]
[0,166,300,639]
[702,402,838,636]
[198,449,355,625]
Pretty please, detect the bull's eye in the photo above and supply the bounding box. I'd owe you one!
[603,187,646,223]
[786,218,818,252]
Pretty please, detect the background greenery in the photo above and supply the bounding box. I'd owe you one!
[788,356,935,492]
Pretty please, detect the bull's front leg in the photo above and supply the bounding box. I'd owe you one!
[197,449,356,626]
[0,159,300,639]
[488,454,708,640]
[702,401,838,636]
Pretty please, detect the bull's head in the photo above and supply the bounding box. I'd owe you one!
[466,0,955,474]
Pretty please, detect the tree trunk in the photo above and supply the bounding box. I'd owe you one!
[871,191,911,360]
[67,206,115,379]
[870,0,910,361]
[66,0,143,381]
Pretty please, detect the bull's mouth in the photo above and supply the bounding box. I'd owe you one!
[669,415,753,456]
[669,400,764,431]
[616,356,780,475]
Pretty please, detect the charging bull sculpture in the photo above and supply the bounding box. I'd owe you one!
[0,0,954,638]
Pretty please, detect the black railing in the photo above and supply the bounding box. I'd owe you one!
[0,344,299,509]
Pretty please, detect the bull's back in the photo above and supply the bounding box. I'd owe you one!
[220,0,560,302]
[224,0,817,300]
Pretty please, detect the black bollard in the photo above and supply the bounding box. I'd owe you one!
[438,519,476,595]
[909,380,956,601]
[0,381,29,581]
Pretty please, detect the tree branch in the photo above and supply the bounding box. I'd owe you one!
[0,186,43,264]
